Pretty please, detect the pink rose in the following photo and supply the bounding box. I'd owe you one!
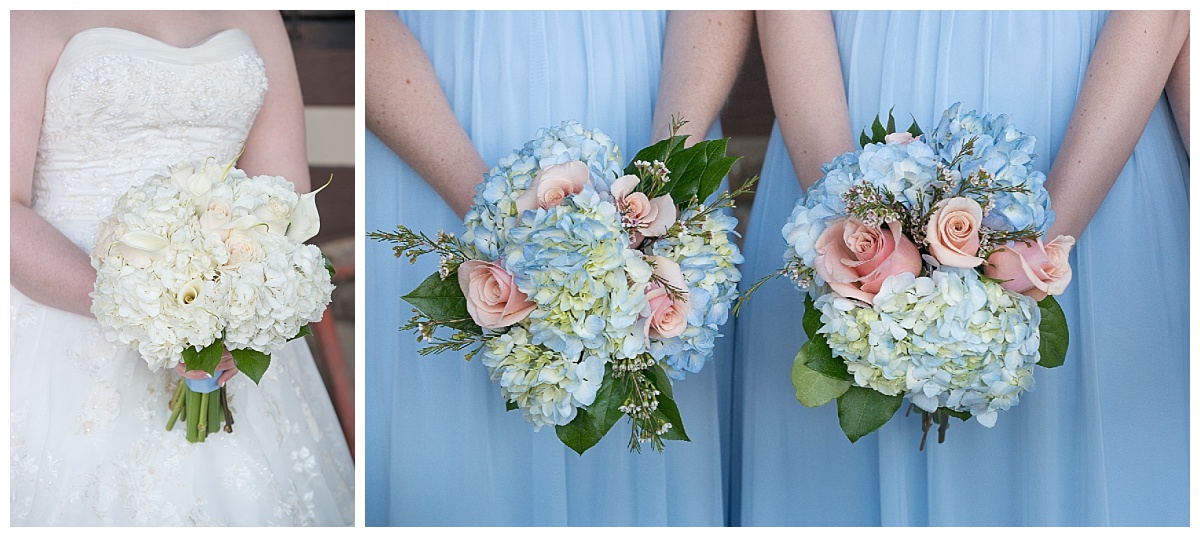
[884,132,916,145]
[814,218,922,304]
[610,174,677,247]
[642,256,691,339]
[514,161,590,213]
[925,197,984,268]
[984,235,1075,300]
[457,260,536,329]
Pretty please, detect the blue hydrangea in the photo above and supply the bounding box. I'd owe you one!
[648,208,744,377]
[930,103,1055,233]
[504,187,651,366]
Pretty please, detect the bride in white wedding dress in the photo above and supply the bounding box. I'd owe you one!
[9,11,354,525]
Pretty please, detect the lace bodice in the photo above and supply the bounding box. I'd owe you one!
[31,27,268,251]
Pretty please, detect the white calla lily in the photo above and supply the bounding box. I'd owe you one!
[115,231,169,268]
[286,175,331,243]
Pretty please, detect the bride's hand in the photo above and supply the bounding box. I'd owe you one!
[174,351,241,386]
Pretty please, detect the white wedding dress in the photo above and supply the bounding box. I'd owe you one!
[9,28,354,526]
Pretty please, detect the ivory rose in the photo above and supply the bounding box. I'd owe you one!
[884,131,916,145]
[813,218,922,304]
[200,198,235,240]
[225,230,263,266]
[610,174,676,246]
[458,260,536,329]
[926,197,984,268]
[514,161,590,213]
[642,256,691,339]
[984,235,1075,300]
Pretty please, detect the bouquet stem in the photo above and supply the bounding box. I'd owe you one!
[167,378,231,443]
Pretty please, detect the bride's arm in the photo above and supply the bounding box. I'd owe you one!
[365,10,487,219]
[652,11,753,144]
[9,13,97,318]
[1045,10,1189,241]
[237,11,311,193]
[757,10,854,189]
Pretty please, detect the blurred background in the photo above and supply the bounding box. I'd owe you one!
[283,10,356,455]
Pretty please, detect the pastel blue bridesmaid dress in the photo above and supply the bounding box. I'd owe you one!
[365,11,729,526]
[733,10,1188,526]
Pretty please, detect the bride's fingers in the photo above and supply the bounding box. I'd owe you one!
[217,365,241,386]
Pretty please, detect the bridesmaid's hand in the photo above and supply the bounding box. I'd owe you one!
[174,350,241,387]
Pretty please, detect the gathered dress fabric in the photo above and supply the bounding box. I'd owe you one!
[9,28,355,526]
[364,10,730,526]
[733,10,1188,526]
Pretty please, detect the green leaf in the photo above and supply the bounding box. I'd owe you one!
[801,294,822,340]
[230,347,272,385]
[907,115,924,137]
[655,393,690,442]
[505,399,518,412]
[792,357,851,408]
[942,408,972,421]
[288,324,314,342]
[183,338,224,376]
[323,253,336,278]
[871,115,887,143]
[800,335,852,381]
[859,131,872,149]
[623,135,688,178]
[555,363,623,455]
[644,362,674,399]
[1036,295,1069,368]
[402,271,482,335]
[886,107,896,134]
[663,138,740,208]
[837,386,903,442]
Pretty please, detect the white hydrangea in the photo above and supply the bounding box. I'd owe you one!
[816,268,1041,427]
[91,161,333,371]
[480,326,605,430]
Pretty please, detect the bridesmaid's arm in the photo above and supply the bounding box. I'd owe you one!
[1165,31,1188,154]
[1046,11,1189,240]
[757,10,854,189]
[365,10,487,219]
[9,13,97,318]
[238,11,311,193]
[652,10,753,144]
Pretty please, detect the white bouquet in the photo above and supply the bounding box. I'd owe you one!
[91,156,334,442]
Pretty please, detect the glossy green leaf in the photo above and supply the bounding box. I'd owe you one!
[792,357,851,408]
[655,393,690,442]
[1037,295,1069,368]
[402,271,482,335]
[555,364,622,455]
[801,294,822,340]
[230,347,271,385]
[183,338,225,376]
[837,386,903,442]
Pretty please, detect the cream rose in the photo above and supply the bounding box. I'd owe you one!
[168,161,224,213]
[984,235,1075,300]
[926,197,984,268]
[254,198,292,236]
[610,175,676,246]
[91,215,125,263]
[458,260,536,329]
[643,256,691,339]
[514,161,589,213]
[225,230,263,266]
[200,198,234,240]
[813,218,922,304]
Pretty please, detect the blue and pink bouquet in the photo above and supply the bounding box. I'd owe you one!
[372,120,751,453]
[747,104,1073,447]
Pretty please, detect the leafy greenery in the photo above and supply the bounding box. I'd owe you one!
[859,107,923,148]
[556,363,624,455]
[1036,295,1069,368]
[837,386,903,442]
[792,358,851,408]
[182,338,225,376]
[230,347,271,385]
[402,271,482,336]
[801,294,822,340]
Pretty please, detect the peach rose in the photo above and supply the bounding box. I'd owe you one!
[514,161,590,213]
[610,174,677,247]
[984,235,1075,300]
[457,260,536,329]
[884,132,916,145]
[643,256,691,339]
[926,197,984,268]
[814,218,922,304]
